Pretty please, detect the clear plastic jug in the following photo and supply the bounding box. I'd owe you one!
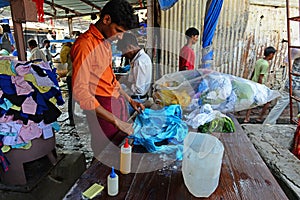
[182,132,224,197]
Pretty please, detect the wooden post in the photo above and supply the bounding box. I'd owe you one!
[10,0,38,61]
[11,21,26,61]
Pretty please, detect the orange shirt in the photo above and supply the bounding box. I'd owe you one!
[71,24,121,110]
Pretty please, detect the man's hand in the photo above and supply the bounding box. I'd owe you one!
[115,119,134,135]
[129,99,145,113]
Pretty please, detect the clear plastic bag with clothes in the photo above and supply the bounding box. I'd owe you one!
[153,69,281,113]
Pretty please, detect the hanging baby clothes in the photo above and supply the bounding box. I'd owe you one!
[129,104,188,160]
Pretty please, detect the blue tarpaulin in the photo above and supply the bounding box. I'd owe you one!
[201,0,224,69]
[0,0,9,9]
[158,0,178,11]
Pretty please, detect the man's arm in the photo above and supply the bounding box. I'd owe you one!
[258,74,264,84]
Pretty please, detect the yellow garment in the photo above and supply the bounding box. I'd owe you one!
[1,145,10,153]
[24,74,51,93]
[154,90,191,108]
[20,141,32,150]
[10,105,21,111]
[0,60,16,76]
[49,97,57,105]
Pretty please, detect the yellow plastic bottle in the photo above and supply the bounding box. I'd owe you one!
[120,138,132,174]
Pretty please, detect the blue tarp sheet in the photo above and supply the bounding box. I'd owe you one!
[0,0,9,9]
[202,0,224,69]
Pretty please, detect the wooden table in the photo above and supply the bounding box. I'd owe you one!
[64,117,288,200]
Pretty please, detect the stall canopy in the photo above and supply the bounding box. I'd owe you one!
[0,0,145,19]
[201,0,223,69]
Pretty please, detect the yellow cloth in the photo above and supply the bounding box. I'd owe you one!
[24,74,51,93]
[10,105,21,111]
[1,145,10,153]
[49,97,57,105]
[0,60,16,76]
[20,141,32,150]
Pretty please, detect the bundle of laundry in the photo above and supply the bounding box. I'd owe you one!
[153,69,280,113]
[0,58,64,152]
[129,105,188,160]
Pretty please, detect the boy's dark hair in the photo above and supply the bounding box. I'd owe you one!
[43,39,50,44]
[100,0,138,30]
[28,39,37,47]
[116,32,139,51]
[264,46,276,57]
[185,27,199,38]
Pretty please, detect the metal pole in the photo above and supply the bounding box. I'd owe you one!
[68,17,73,37]
[286,0,294,123]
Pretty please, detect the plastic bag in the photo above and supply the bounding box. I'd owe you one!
[182,132,224,197]
[153,69,281,113]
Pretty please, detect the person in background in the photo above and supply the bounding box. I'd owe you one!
[11,45,18,56]
[43,39,52,62]
[27,39,47,62]
[70,0,144,153]
[60,39,75,126]
[244,46,276,123]
[116,32,152,115]
[179,27,199,71]
[263,48,300,125]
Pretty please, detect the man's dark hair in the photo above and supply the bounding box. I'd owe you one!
[264,46,276,57]
[116,32,139,51]
[43,39,50,44]
[100,0,138,30]
[28,39,37,48]
[185,27,199,38]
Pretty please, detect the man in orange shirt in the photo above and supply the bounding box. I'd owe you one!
[71,0,144,153]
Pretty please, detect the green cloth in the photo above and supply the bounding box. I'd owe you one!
[251,58,269,84]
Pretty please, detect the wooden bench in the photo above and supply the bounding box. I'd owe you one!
[64,117,288,199]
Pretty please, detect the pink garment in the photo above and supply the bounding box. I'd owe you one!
[36,61,52,71]
[11,76,34,95]
[19,120,42,143]
[0,114,14,123]
[30,68,55,87]
[3,134,19,146]
[0,90,3,98]
[13,61,31,76]
[38,121,54,139]
[0,122,22,136]
[21,96,37,115]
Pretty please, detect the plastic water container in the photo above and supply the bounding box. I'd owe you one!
[182,132,224,197]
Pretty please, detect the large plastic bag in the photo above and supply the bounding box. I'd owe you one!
[153,69,281,113]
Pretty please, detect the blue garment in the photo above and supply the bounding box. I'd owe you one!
[158,0,178,10]
[0,75,16,95]
[129,105,188,160]
[12,50,18,56]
